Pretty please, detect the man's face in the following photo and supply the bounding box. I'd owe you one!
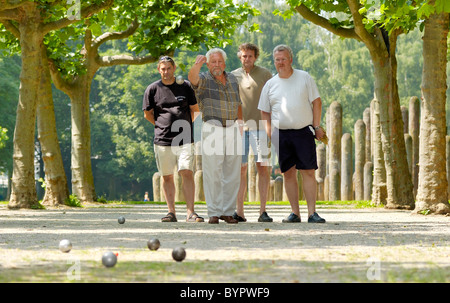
[207,53,226,77]
[274,50,293,74]
[158,61,175,81]
[239,49,257,70]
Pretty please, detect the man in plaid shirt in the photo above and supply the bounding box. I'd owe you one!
[189,48,244,224]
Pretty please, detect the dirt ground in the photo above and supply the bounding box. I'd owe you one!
[0,202,449,283]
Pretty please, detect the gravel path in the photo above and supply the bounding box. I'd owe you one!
[0,203,449,282]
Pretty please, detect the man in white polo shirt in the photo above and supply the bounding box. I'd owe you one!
[258,44,326,223]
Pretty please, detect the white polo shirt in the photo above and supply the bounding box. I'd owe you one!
[258,69,320,130]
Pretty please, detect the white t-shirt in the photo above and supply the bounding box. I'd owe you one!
[258,69,320,130]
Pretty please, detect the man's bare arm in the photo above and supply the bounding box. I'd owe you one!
[144,109,155,125]
[188,55,207,87]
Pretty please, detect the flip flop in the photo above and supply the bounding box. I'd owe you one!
[186,212,204,223]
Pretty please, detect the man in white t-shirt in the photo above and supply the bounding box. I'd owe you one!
[258,44,326,223]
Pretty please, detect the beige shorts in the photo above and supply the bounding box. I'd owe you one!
[154,143,195,176]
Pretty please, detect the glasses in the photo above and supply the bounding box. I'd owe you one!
[159,56,174,62]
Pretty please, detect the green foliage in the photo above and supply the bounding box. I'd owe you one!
[126,0,259,53]
[97,195,107,203]
[65,194,83,207]
[396,28,423,105]
[30,202,45,210]
[0,55,20,174]
[418,209,431,215]
[44,25,87,80]
[44,0,259,78]
[38,177,46,189]
[0,127,8,150]
[88,62,158,200]
[0,26,20,56]
[378,0,450,34]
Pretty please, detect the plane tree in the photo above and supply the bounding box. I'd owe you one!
[379,0,450,214]
[0,0,113,209]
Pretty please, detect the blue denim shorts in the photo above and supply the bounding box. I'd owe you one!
[241,130,270,164]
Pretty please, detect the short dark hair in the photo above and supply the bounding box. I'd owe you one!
[237,43,259,59]
[158,55,175,68]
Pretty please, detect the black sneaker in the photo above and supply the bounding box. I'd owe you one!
[232,211,247,222]
[308,212,326,223]
[258,211,273,222]
[282,212,301,223]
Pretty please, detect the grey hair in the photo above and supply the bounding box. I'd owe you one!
[206,48,227,63]
[273,44,293,60]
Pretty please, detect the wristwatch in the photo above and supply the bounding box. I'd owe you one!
[313,125,321,130]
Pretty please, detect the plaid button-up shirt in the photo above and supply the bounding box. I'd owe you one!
[193,71,241,127]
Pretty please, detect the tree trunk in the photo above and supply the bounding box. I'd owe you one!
[369,32,414,209]
[8,4,42,209]
[293,4,414,208]
[414,11,450,214]
[70,73,97,203]
[37,48,70,206]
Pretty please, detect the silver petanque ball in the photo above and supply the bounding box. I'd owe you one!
[118,216,125,224]
[147,238,160,251]
[176,75,184,85]
[59,239,72,253]
[102,251,117,268]
[172,247,186,262]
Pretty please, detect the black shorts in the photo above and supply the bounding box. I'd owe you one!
[272,126,318,173]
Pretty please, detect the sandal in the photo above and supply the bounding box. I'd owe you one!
[161,212,177,222]
[186,212,204,223]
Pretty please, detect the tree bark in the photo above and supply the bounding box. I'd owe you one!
[414,10,450,214]
[369,35,414,209]
[37,47,69,206]
[69,72,97,203]
[8,3,42,209]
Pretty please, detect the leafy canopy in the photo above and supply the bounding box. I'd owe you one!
[43,0,259,78]
[280,0,450,35]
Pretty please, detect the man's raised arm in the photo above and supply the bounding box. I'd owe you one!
[188,55,207,87]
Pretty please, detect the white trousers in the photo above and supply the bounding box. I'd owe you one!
[201,121,242,217]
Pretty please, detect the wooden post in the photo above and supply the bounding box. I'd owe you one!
[354,119,366,200]
[363,107,372,163]
[401,105,409,134]
[274,176,283,201]
[404,134,412,175]
[364,161,373,201]
[329,101,342,201]
[152,172,161,202]
[159,175,165,202]
[174,171,184,202]
[316,143,326,201]
[341,133,353,201]
[194,170,205,202]
[409,96,420,198]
